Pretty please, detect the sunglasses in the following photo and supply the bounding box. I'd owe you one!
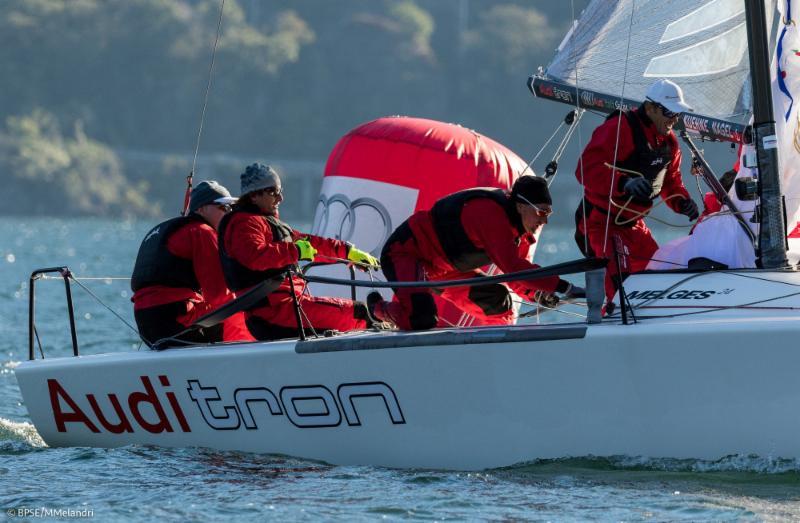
[658,104,679,119]
[517,194,553,217]
[216,203,232,212]
[647,98,680,119]
[260,186,283,198]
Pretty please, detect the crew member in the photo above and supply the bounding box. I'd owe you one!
[370,175,585,331]
[219,163,380,340]
[131,181,253,347]
[574,78,699,298]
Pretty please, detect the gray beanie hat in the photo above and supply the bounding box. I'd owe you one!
[189,180,237,213]
[241,163,281,196]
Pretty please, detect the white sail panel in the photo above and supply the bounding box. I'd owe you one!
[645,24,747,77]
[544,0,775,123]
[660,0,743,43]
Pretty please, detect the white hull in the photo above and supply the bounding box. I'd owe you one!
[15,270,800,470]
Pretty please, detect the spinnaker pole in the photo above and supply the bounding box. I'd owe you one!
[744,0,789,268]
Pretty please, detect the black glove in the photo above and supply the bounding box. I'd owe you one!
[678,197,699,221]
[623,177,653,200]
[533,290,560,309]
[561,282,586,300]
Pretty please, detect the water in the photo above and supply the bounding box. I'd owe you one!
[2,217,800,521]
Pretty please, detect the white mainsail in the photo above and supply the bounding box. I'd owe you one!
[546,0,764,124]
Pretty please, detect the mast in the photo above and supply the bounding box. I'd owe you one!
[744,0,789,268]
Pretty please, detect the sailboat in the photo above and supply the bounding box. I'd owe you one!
[14,0,800,471]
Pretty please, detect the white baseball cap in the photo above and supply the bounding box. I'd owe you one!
[645,79,693,115]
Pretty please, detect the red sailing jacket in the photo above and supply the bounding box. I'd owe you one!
[691,192,724,234]
[577,110,689,222]
[405,197,560,299]
[131,219,253,341]
[222,211,350,296]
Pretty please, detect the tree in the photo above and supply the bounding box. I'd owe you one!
[2,109,155,217]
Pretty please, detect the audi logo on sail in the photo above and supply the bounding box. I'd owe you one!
[314,193,393,253]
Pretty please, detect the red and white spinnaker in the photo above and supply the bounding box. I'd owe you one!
[309,116,534,326]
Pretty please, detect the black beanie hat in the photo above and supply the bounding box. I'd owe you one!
[511,175,552,206]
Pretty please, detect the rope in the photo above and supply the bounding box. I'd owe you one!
[518,299,587,319]
[521,121,566,177]
[39,275,131,281]
[68,277,142,339]
[521,110,583,184]
[551,113,583,163]
[602,0,638,254]
[600,163,692,228]
[458,264,499,327]
[571,0,590,259]
[33,324,45,359]
[296,302,319,338]
[613,268,800,322]
[632,288,800,320]
[185,0,226,215]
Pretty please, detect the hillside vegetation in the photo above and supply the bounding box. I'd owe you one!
[0,0,584,217]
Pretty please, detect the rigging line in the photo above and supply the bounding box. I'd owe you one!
[68,276,141,339]
[693,163,704,198]
[152,336,199,348]
[570,0,590,257]
[291,294,319,338]
[521,121,566,177]
[632,289,800,320]
[552,112,583,161]
[602,0,638,255]
[189,0,226,188]
[543,112,585,188]
[33,324,45,359]
[459,264,500,327]
[633,303,800,311]
[624,272,705,312]
[637,257,687,268]
[722,269,800,287]
[518,300,587,319]
[438,315,459,328]
[622,269,800,317]
[39,276,131,281]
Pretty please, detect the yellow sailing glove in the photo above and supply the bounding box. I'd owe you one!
[347,245,380,269]
[294,238,317,262]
